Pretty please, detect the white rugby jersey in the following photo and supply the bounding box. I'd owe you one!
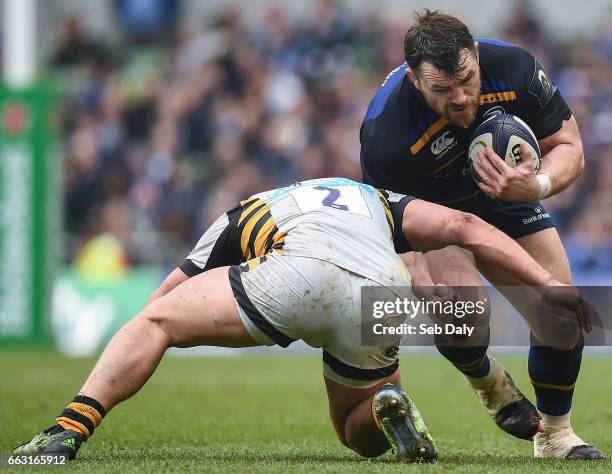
[181,178,415,285]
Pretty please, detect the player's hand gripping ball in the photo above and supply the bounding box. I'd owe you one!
[468,114,541,189]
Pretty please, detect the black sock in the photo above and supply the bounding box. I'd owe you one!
[435,328,491,378]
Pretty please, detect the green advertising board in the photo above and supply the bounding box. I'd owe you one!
[52,267,159,356]
[0,83,58,344]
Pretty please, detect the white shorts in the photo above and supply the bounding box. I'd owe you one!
[228,252,411,389]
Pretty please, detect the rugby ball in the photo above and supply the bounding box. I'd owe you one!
[468,114,540,182]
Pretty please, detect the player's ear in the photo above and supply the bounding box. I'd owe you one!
[407,68,421,91]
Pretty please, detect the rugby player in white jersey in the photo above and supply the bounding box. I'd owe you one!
[15,178,590,463]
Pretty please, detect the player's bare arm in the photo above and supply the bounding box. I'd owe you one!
[401,199,591,332]
[401,198,557,287]
[537,115,585,195]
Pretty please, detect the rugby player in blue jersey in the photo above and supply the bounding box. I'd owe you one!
[360,10,602,459]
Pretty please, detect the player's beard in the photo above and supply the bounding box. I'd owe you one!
[443,87,481,128]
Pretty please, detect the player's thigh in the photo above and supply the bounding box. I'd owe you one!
[475,227,571,315]
[517,227,572,283]
[324,369,401,445]
[421,245,483,286]
[415,246,490,331]
[141,266,260,348]
[476,228,577,346]
[477,227,571,286]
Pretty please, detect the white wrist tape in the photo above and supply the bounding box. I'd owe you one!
[536,173,552,200]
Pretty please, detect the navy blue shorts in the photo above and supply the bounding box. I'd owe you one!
[452,195,555,240]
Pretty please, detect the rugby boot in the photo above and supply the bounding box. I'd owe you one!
[465,356,540,440]
[372,383,437,463]
[14,425,83,460]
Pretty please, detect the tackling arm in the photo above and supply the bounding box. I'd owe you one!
[401,199,556,287]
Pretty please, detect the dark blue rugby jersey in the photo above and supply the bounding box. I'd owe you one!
[360,38,572,207]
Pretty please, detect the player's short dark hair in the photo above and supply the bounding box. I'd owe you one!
[404,10,475,78]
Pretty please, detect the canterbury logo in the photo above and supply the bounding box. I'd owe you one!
[431,131,456,156]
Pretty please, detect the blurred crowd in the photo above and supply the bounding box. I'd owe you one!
[52,0,612,275]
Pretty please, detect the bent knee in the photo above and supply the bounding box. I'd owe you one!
[134,305,175,346]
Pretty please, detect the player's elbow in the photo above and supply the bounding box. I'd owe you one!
[576,148,586,177]
[568,132,585,177]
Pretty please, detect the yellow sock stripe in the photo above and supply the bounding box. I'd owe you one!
[530,379,576,391]
[67,402,103,426]
[57,417,91,439]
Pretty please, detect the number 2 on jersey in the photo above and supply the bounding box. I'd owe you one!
[290,185,371,217]
[314,186,349,211]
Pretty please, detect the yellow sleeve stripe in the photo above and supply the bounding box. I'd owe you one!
[238,199,266,226]
[241,205,272,259]
[374,190,395,235]
[253,216,278,256]
[239,196,258,208]
[246,255,266,271]
[272,233,286,251]
[409,117,449,155]
[383,205,394,235]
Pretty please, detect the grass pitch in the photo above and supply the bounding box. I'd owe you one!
[1,349,611,472]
